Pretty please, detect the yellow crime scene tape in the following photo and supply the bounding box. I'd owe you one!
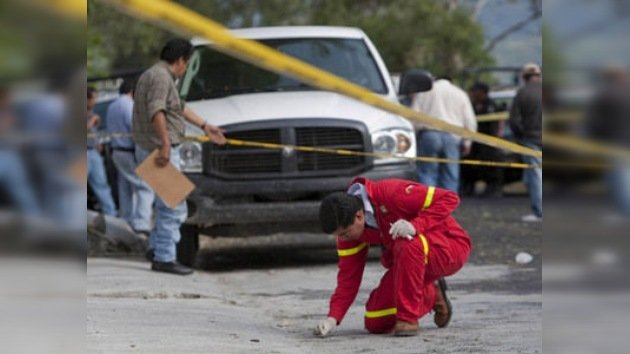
[476,112,508,123]
[196,137,538,169]
[193,136,613,170]
[89,131,537,169]
[90,131,622,170]
[79,1,629,170]
[95,0,541,159]
[476,111,584,124]
[544,133,630,160]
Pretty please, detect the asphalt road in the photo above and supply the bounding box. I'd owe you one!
[87,195,542,354]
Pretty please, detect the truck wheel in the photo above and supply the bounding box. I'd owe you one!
[177,224,199,267]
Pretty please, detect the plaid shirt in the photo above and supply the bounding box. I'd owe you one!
[132,61,186,151]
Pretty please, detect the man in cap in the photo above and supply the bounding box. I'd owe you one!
[509,63,542,222]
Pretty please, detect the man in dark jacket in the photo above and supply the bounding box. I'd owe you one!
[509,63,542,222]
[586,66,630,218]
[462,82,505,197]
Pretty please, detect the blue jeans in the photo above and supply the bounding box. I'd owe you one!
[417,131,460,192]
[111,150,154,231]
[135,146,187,263]
[521,143,542,218]
[0,150,40,215]
[87,149,117,216]
[33,149,85,231]
[610,160,630,216]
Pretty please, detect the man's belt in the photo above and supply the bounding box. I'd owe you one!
[112,147,135,152]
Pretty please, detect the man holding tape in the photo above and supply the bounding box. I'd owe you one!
[133,38,226,275]
[314,178,471,337]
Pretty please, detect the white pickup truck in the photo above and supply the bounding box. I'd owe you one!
[175,26,430,265]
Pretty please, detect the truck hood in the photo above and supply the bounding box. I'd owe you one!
[186,91,413,133]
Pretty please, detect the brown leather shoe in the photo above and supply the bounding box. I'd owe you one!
[434,278,452,328]
[393,320,419,336]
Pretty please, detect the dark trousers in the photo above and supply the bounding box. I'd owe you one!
[461,143,504,196]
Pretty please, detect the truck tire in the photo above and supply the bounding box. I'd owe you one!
[177,224,199,267]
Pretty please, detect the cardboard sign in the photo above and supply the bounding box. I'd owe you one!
[135,149,195,208]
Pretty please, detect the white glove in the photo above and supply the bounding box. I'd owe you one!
[314,317,337,337]
[389,219,416,240]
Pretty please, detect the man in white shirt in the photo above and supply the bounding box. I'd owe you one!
[411,77,477,192]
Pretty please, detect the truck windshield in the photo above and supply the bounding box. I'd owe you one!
[180,38,388,100]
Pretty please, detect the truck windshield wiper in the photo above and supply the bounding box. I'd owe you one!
[204,84,316,98]
[262,83,316,92]
[204,87,262,98]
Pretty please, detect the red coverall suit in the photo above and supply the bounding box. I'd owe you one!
[327,178,471,333]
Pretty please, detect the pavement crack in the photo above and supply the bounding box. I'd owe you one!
[88,291,221,300]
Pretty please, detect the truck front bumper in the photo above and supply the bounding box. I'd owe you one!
[185,162,417,226]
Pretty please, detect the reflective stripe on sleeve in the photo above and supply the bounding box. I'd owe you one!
[365,307,397,318]
[337,243,368,257]
[419,234,429,264]
[423,186,436,209]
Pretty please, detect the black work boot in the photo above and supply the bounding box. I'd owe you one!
[434,278,453,328]
[151,261,194,275]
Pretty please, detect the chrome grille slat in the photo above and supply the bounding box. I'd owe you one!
[205,122,368,178]
[296,127,364,172]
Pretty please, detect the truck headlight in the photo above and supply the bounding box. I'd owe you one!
[373,132,397,155]
[395,133,411,154]
[180,141,202,173]
[372,129,414,157]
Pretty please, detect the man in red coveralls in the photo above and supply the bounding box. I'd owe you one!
[313,178,471,337]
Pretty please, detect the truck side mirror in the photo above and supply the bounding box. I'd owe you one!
[398,69,433,96]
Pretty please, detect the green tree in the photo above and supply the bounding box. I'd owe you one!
[88,0,493,79]
[308,0,494,75]
[541,24,564,85]
[88,0,172,76]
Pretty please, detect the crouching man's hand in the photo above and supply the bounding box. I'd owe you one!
[389,219,416,240]
[314,317,337,337]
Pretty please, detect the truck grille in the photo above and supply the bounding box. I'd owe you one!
[296,127,365,171]
[204,120,370,179]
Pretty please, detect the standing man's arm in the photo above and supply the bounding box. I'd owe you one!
[182,106,226,145]
[460,94,477,156]
[509,92,524,140]
[88,113,102,151]
[496,120,505,138]
[145,73,174,167]
[87,114,100,129]
[409,92,428,131]
[152,111,171,167]
[489,101,505,137]
[124,99,134,135]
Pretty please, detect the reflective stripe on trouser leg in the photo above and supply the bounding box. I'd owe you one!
[365,307,397,318]
[365,236,431,332]
[393,237,426,323]
[364,269,397,333]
